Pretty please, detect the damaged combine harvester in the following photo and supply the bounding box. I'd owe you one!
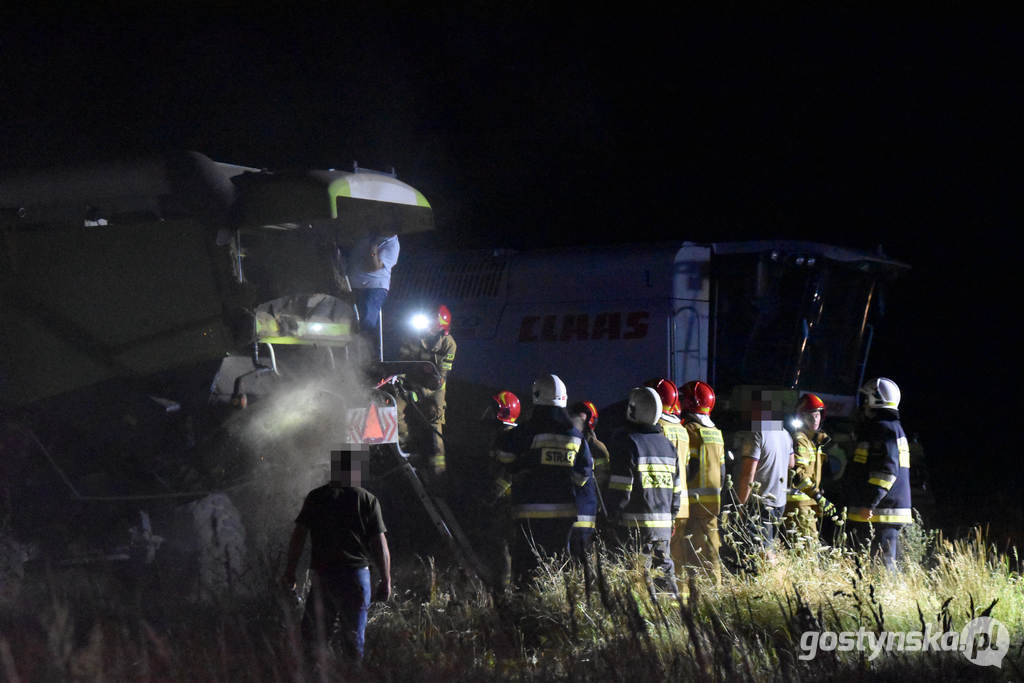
[0,151,485,602]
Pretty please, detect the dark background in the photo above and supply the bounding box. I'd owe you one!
[2,9,1020,539]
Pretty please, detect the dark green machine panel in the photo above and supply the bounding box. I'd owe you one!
[0,219,233,404]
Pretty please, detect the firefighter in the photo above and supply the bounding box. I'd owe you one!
[490,390,523,502]
[784,393,838,544]
[396,304,456,479]
[677,380,724,583]
[845,378,912,570]
[606,386,681,596]
[569,400,610,493]
[495,375,596,586]
[484,390,521,589]
[644,379,690,571]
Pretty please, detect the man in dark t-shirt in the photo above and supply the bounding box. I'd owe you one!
[282,447,391,661]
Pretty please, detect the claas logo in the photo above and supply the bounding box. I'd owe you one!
[518,311,649,342]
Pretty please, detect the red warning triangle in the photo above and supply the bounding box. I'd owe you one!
[362,406,384,441]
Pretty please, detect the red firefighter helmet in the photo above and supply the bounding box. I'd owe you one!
[645,378,680,417]
[795,393,826,416]
[681,380,715,415]
[570,400,599,430]
[437,304,452,335]
[492,390,521,425]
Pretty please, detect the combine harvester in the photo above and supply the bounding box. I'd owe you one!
[0,151,485,600]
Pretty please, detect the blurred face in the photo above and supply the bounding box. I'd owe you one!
[330,449,369,486]
[799,410,822,431]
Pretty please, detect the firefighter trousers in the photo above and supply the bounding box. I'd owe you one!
[511,518,573,587]
[674,504,721,584]
[611,528,678,596]
[783,503,820,546]
[395,387,446,475]
[846,522,902,571]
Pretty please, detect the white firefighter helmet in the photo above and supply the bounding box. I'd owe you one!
[626,386,662,426]
[532,374,568,407]
[859,377,901,410]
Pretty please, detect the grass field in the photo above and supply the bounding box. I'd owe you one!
[1,514,1021,682]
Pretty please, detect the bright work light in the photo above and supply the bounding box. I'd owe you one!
[410,312,430,332]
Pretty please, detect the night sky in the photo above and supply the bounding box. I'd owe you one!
[2,9,1020,535]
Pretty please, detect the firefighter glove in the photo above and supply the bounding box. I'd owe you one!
[814,492,837,520]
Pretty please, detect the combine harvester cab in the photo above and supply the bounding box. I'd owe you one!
[0,152,478,599]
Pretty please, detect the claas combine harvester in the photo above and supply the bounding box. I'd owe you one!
[0,151,485,600]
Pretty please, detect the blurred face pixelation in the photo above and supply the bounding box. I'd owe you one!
[331,448,369,486]
[739,390,788,430]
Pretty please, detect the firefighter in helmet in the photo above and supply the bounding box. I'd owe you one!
[569,400,610,493]
[845,378,912,569]
[490,390,523,502]
[485,390,521,589]
[677,380,724,583]
[644,379,690,560]
[606,386,682,596]
[784,393,838,543]
[495,375,596,586]
[396,304,457,478]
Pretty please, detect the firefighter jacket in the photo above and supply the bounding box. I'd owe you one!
[586,431,611,492]
[490,424,519,501]
[683,417,725,515]
[845,409,912,525]
[399,333,457,393]
[495,406,597,532]
[788,430,827,506]
[606,424,681,542]
[657,416,690,519]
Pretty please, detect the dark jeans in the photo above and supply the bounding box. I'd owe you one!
[749,504,785,548]
[354,287,388,337]
[302,567,372,660]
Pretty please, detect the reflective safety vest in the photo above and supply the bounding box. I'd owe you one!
[683,420,724,514]
[845,411,912,525]
[399,333,457,392]
[657,417,690,519]
[495,407,597,528]
[606,424,681,541]
[788,430,826,506]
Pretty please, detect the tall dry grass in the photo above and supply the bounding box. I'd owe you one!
[1,516,1020,681]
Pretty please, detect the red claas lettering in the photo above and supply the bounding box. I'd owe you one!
[623,311,649,339]
[518,316,540,341]
[518,312,650,342]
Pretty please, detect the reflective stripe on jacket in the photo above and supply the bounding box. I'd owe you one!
[606,424,681,541]
[683,421,724,512]
[658,417,690,519]
[788,430,826,505]
[499,406,597,523]
[845,410,911,526]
